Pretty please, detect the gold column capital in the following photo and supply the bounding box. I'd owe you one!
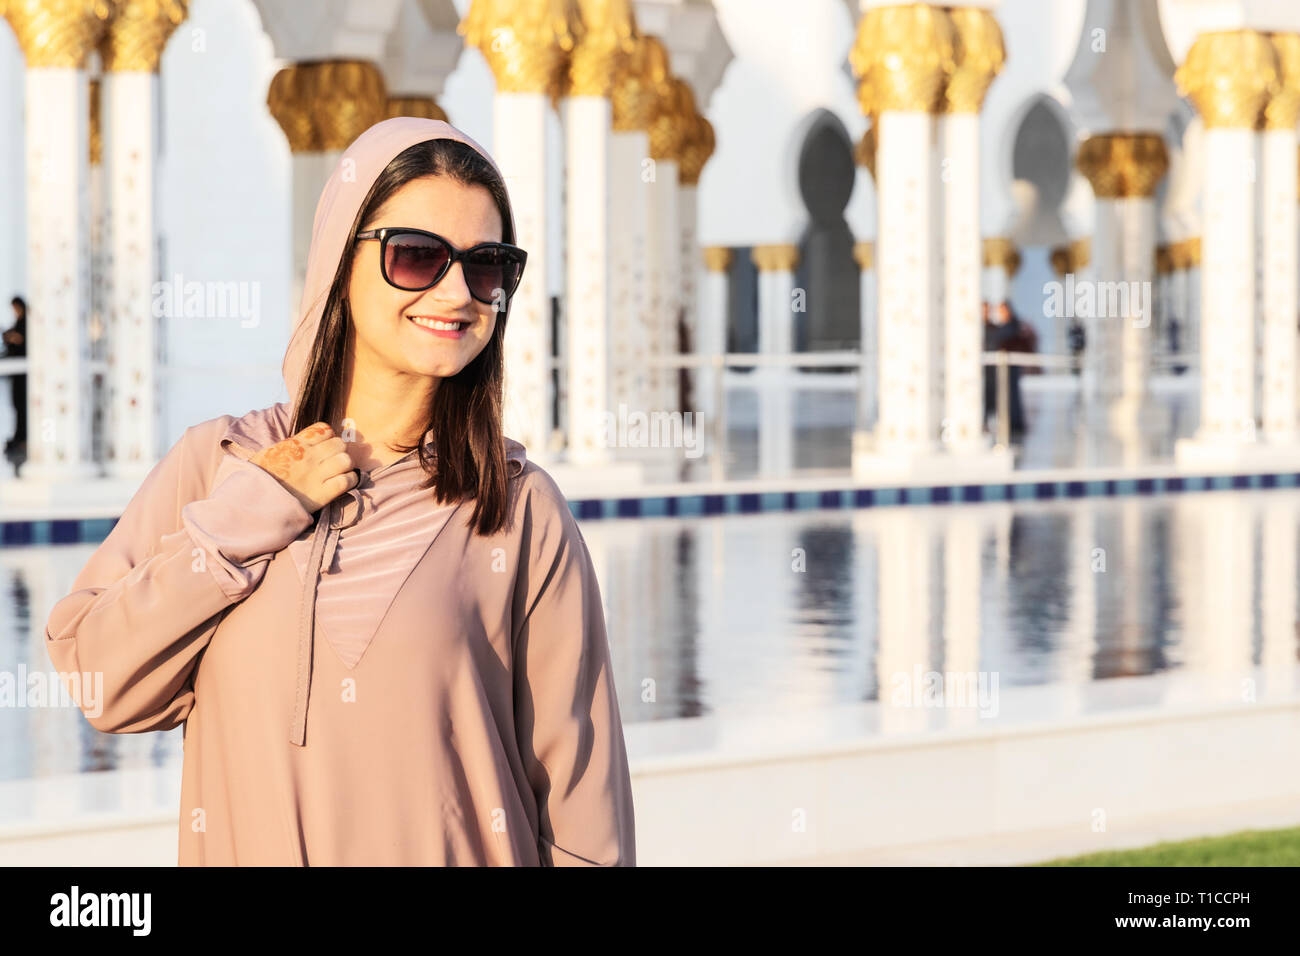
[567,0,635,98]
[1155,244,1174,275]
[1168,236,1200,269]
[751,243,799,272]
[1049,245,1069,276]
[386,95,448,122]
[849,3,956,115]
[460,0,578,102]
[1176,29,1278,129]
[702,246,733,272]
[982,237,1021,275]
[1263,32,1300,129]
[1070,236,1092,271]
[944,6,1005,113]
[3,0,115,68]
[267,59,387,153]
[853,241,874,271]
[855,121,877,179]
[1075,132,1170,198]
[267,62,316,152]
[99,0,186,72]
[611,32,657,131]
[678,110,715,185]
[649,73,694,163]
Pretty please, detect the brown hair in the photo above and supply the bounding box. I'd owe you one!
[291,138,517,536]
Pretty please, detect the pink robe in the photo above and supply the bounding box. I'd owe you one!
[43,401,636,865]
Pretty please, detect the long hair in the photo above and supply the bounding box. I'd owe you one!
[291,138,516,536]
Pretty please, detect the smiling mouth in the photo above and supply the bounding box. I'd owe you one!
[405,316,473,338]
[407,315,469,332]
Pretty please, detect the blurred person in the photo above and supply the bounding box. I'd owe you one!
[1067,316,1086,376]
[42,118,635,867]
[983,300,1028,438]
[3,295,26,454]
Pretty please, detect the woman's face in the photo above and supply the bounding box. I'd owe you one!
[347,174,503,381]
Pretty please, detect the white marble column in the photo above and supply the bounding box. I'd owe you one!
[1191,127,1258,448]
[610,128,651,415]
[494,94,554,455]
[751,245,798,478]
[102,69,163,474]
[15,71,99,480]
[872,110,943,460]
[101,0,185,476]
[942,111,987,452]
[853,241,876,433]
[1075,134,1168,423]
[561,7,642,467]
[698,246,732,426]
[645,157,680,415]
[564,95,614,464]
[941,7,1003,456]
[849,5,953,476]
[1259,33,1300,444]
[1175,31,1277,462]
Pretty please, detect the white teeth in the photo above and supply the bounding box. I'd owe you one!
[408,316,464,331]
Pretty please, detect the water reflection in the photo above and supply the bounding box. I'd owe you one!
[587,490,1300,727]
[2,490,1298,780]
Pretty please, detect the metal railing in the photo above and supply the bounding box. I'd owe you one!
[639,348,1202,470]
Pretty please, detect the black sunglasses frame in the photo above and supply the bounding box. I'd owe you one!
[354,227,528,306]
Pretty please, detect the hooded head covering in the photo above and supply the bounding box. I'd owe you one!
[220,115,525,465]
[282,116,515,403]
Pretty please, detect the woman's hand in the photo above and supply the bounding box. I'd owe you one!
[250,422,358,514]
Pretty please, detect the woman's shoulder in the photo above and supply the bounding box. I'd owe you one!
[507,446,582,535]
[167,402,293,490]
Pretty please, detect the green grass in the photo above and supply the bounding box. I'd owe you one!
[1034,826,1300,866]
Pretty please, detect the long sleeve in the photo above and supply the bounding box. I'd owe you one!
[511,484,636,867]
[45,424,314,734]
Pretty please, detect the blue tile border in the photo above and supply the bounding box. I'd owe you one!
[10,470,1300,540]
[554,469,1300,520]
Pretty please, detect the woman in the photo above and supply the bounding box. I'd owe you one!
[44,117,636,866]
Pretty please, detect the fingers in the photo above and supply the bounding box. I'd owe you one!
[294,422,336,446]
[324,469,359,498]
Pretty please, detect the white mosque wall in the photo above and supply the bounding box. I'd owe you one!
[981,0,1086,239]
[157,0,289,442]
[702,0,873,246]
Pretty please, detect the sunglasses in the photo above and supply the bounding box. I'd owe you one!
[354,227,528,307]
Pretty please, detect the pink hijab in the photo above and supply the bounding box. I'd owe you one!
[281,117,515,404]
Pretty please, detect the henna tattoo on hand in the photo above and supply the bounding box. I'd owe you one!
[258,438,306,479]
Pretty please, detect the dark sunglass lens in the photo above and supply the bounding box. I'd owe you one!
[385,232,450,289]
[464,247,524,303]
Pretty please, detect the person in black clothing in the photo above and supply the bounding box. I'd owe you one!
[3,296,26,454]
[1067,317,1086,374]
[983,300,1029,438]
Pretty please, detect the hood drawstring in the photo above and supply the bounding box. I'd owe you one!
[290,479,368,747]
